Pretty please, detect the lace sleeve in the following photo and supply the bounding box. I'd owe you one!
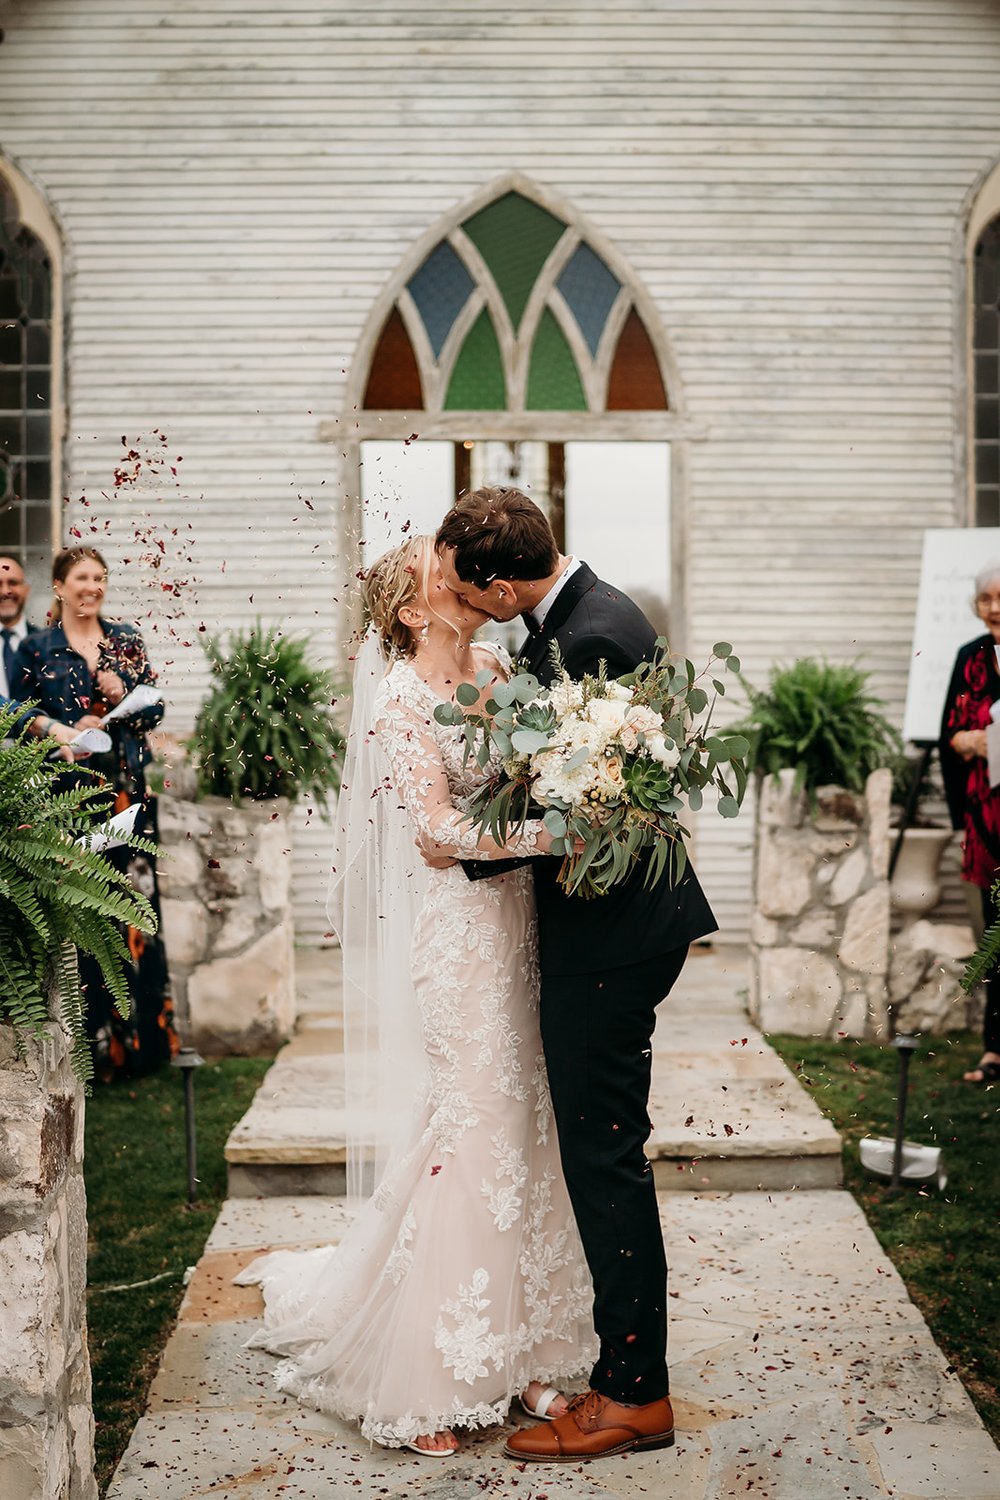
[373,694,544,861]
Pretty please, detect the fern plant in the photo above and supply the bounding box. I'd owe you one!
[190,625,345,806]
[0,706,157,1085]
[740,657,900,796]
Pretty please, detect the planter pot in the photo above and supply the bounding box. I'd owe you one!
[157,793,296,1055]
[0,967,97,1500]
[748,768,892,1039]
[890,827,954,921]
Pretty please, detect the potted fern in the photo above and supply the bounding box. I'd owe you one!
[157,626,345,1054]
[741,659,900,1039]
[0,703,157,1083]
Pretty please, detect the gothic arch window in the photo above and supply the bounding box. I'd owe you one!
[0,161,62,582]
[973,217,1000,525]
[362,189,669,414]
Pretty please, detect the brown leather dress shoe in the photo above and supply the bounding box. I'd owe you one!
[503,1389,675,1462]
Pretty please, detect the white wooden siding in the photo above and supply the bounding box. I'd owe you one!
[2,0,999,939]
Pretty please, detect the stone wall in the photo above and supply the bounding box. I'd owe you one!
[157,793,296,1056]
[889,919,983,1036]
[749,768,892,1039]
[0,981,97,1500]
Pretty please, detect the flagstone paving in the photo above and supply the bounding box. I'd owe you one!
[107,948,1000,1498]
[225,947,843,1196]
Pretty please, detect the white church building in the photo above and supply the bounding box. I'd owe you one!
[1,0,1000,940]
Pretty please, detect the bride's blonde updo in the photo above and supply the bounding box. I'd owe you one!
[362,535,430,659]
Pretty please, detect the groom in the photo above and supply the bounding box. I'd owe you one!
[435,488,717,1462]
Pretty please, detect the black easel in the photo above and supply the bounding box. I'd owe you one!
[888,739,935,879]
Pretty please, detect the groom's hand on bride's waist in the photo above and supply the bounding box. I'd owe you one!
[415,829,459,869]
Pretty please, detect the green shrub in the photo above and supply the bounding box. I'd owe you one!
[190,624,345,806]
[740,657,900,796]
[0,707,157,1084]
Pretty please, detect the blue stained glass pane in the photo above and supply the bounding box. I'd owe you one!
[406,241,476,358]
[556,243,621,356]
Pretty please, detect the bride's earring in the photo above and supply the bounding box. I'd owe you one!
[419,619,429,642]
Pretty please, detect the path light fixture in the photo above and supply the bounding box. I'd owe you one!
[170,1046,205,1205]
[858,1035,946,1193]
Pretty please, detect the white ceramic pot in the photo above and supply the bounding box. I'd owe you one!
[890,827,954,919]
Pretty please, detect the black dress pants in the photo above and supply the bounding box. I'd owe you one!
[539,944,689,1405]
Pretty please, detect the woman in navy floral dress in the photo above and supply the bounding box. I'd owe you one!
[940,563,1000,1084]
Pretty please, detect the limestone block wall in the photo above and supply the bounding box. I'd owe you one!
[157,793,296,1056]
[0,986,97,1500]
[889,919,983,1036]
[749,768,892,1039]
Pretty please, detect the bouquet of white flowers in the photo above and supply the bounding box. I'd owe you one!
[434,639,750,898]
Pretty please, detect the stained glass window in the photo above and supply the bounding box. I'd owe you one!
[444,308,506,410]
[974,219,1000,525]
[406,241,475,358]
[362,189,669,415]
[607,309,667,411]
[526,309,586,411]
[557,243,621,357]
[461,192,565,332]
[363,307,423,410]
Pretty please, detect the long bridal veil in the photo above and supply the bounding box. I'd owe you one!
[327,629,430,1198]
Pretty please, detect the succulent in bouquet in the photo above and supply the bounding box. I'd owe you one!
[434,639,750,898]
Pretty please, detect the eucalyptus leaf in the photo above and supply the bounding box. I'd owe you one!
[713,641,733,657]
[511,727,550,754]
[512,674,541,703]
[455,681,480,707]
[717,795,741,818]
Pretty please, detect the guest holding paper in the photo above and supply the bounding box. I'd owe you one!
[940,560,1000,1086]
[13,545,164,799]
[13,544,176,1080]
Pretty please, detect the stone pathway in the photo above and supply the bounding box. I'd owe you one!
[107,949,1000,1500]
[226,947,843,1196]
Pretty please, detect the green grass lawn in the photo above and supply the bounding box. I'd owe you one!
[769,1030,1000,1444]
[84,1057,272,1493]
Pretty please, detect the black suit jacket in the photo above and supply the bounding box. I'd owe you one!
[480,563,718,977]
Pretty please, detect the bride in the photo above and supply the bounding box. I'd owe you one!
[236,534,596,1455]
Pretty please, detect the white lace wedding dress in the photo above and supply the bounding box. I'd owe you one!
[236,650,596,1448]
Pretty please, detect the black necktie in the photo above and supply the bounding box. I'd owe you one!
[521,612,542,637]
[1,628,15,692]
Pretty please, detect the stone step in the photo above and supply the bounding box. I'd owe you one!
[225,951,842,1196]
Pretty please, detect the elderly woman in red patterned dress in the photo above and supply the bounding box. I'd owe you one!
[940,561,1000,1084]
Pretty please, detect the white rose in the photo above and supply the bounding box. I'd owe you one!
[585,696,629,740]
[619,704,663,751]
[608,683,633,703]
[646,733,681,771]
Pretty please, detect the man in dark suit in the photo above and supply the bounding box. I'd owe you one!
[436,488,716,1462]
[0,552,40,700]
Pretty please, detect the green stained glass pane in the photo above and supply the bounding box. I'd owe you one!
[526,308,586,411]
[444,309,506,410]
[461,192,565,331]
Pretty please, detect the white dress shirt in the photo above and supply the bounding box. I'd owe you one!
[529,557,583,631]
[0,616,29,698]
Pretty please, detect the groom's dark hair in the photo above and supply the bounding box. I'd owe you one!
[435,487,558,587]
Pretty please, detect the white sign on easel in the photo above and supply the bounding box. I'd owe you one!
[902,528,1000,744]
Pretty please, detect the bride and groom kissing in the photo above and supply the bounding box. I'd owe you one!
[236,486,716,1461]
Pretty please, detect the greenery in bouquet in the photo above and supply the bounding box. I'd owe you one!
[190,624,346,808]
[434,639,750,898]
[0,705,158,1085]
